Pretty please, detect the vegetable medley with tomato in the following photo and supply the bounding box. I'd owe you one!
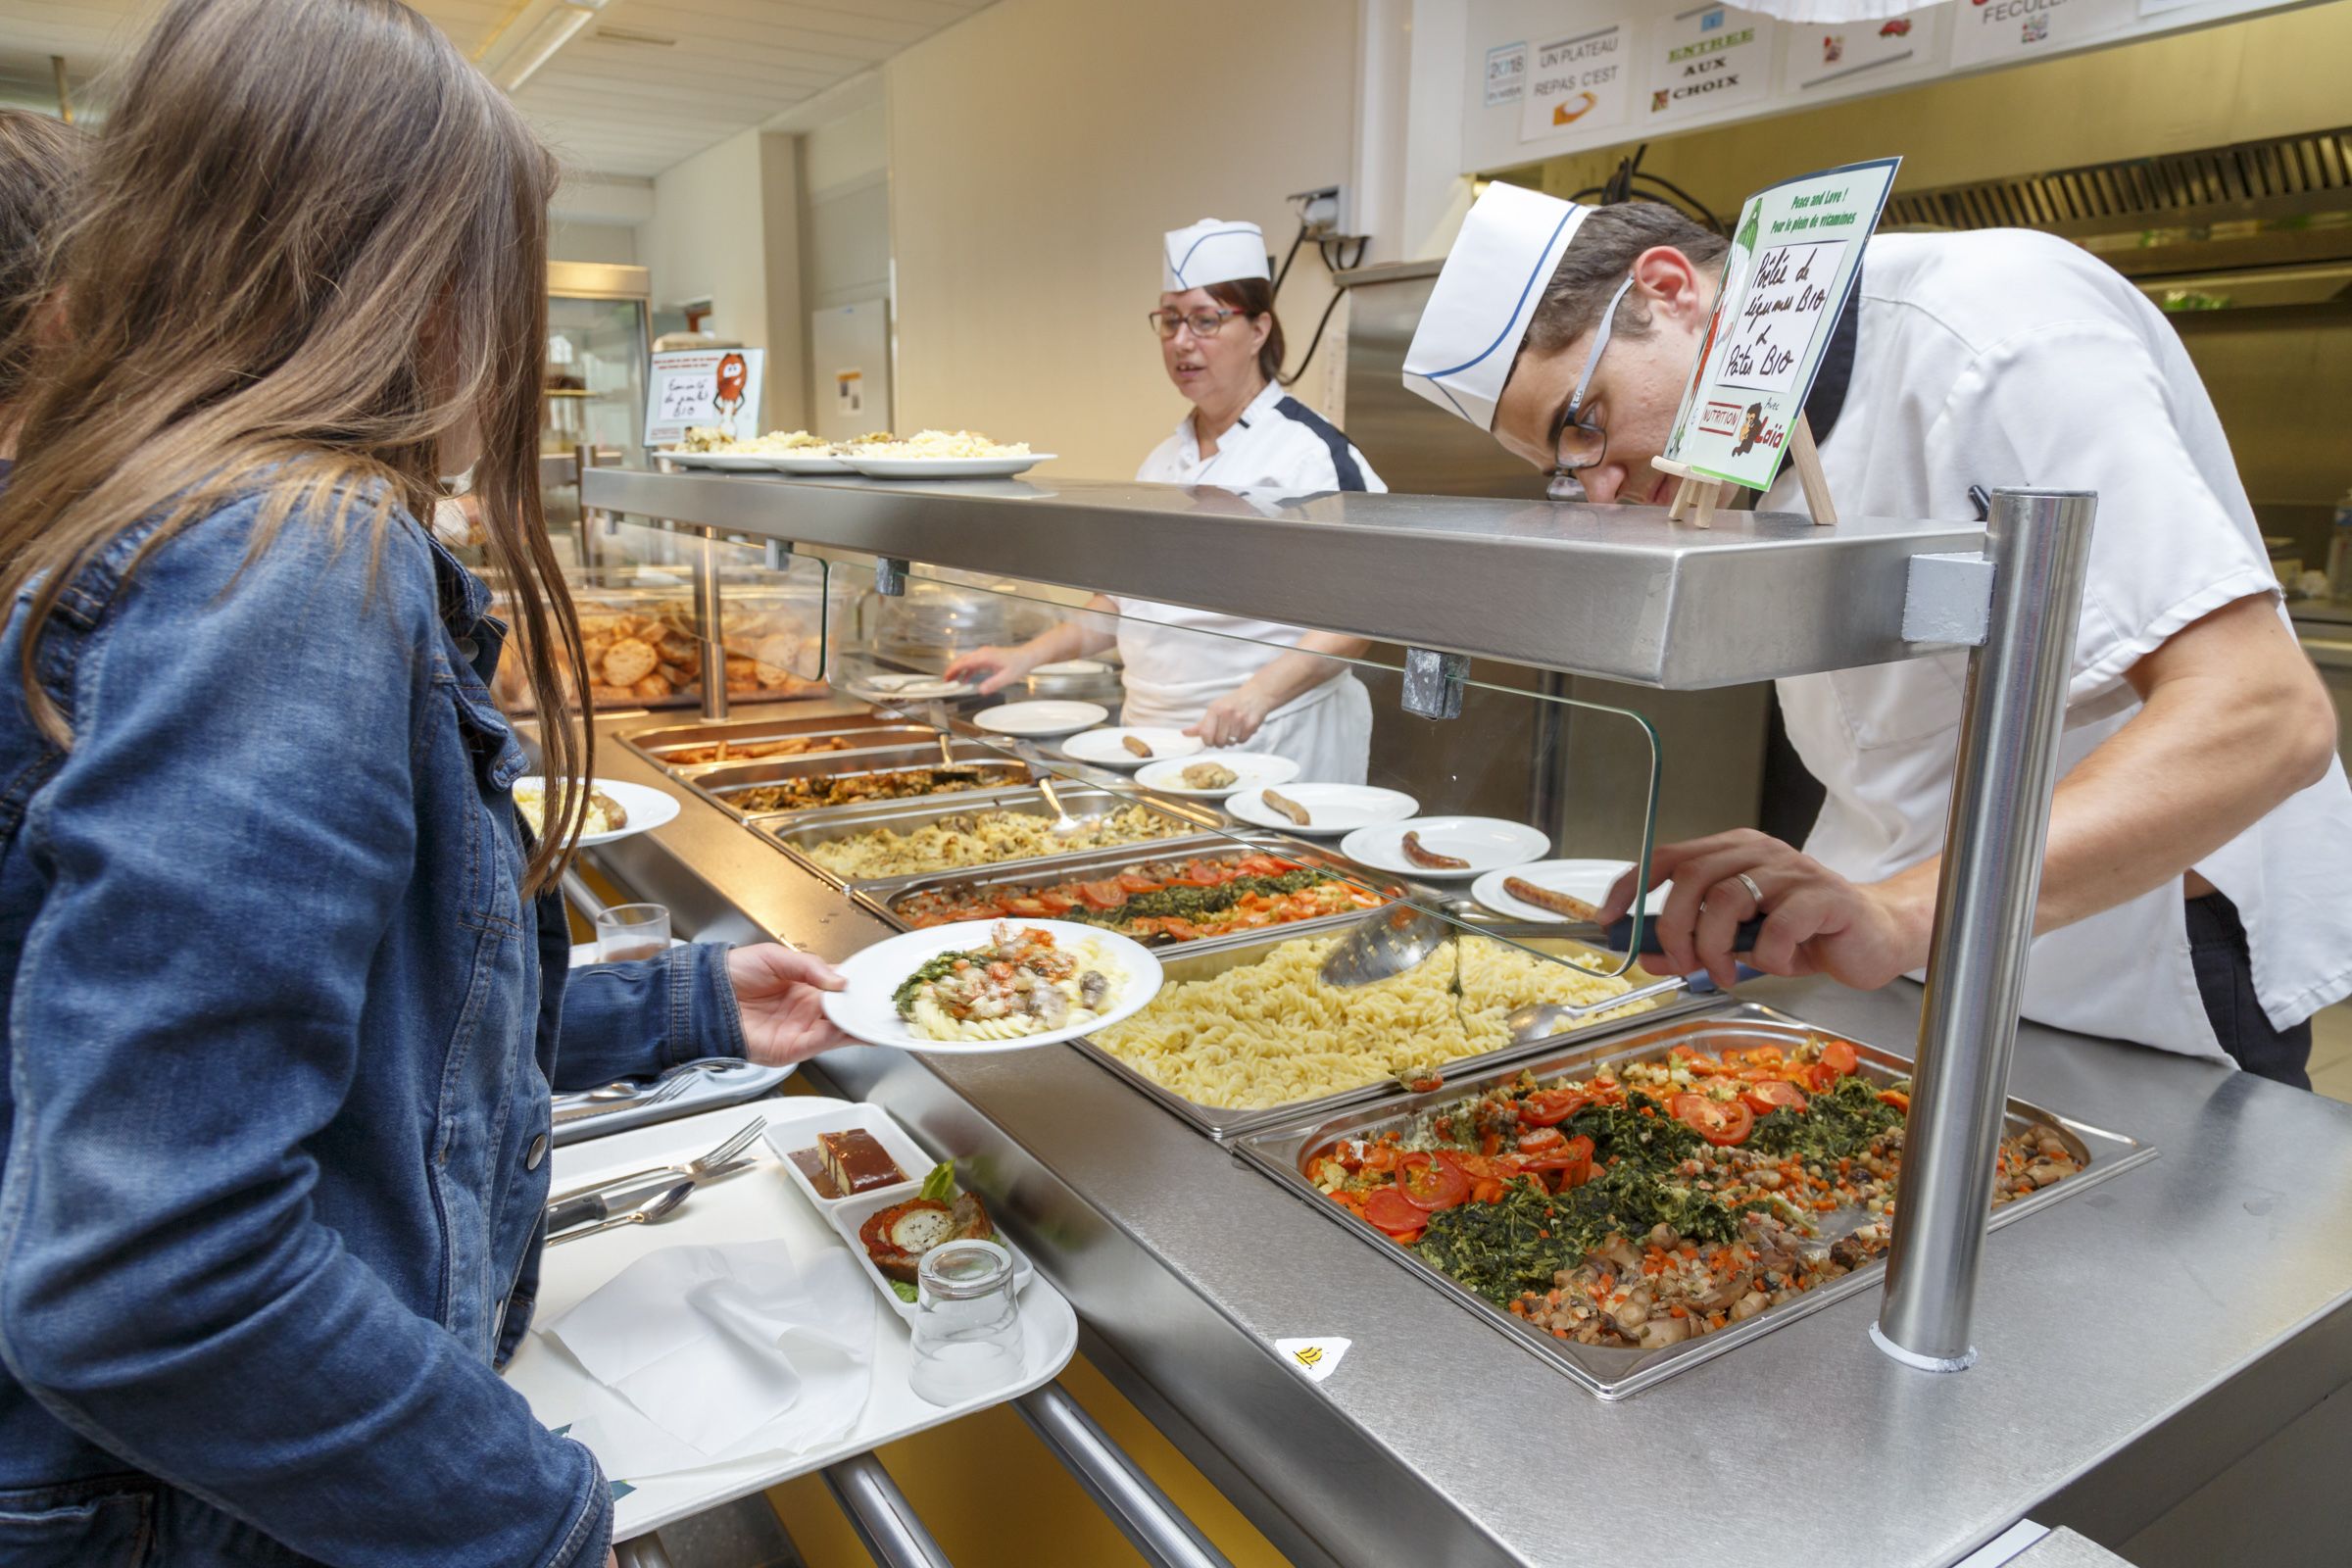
[1307,1033,2082,1352]
[894,852,1387,946]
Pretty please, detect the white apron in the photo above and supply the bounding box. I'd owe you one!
[1117,380,1387,786]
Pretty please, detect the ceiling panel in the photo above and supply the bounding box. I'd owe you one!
[0,0,996,178]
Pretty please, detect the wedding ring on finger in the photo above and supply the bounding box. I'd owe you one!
[1734,870,1765,910]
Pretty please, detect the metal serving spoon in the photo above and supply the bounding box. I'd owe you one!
[1034,771,1085,838]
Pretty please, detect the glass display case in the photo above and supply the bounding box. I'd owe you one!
[542,262,650,459]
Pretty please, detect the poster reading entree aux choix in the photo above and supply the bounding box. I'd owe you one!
[1661,157,1899,495]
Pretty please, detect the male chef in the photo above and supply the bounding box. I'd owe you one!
[1402,183,2351,1085]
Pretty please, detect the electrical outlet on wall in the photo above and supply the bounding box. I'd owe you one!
[1289,184,1358,242]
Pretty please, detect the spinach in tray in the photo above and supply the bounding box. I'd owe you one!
[1746,1075,1900,1160]
[1066,868,1335,926]
[1414,1180,1594,1305]
[1566,1093,1702,1173]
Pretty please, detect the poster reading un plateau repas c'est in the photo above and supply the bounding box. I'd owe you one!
[1660,157,1899,495]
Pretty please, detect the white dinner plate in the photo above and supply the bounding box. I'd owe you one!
[852,672,974,703]
[764,452,855,474]
[1469,859,1670,923]
[1061,726,1202,769]
[822,919,1163,1054]
[1134,751,1299,799]
[973,700,1107,736]
[517,776,680,847]
[1339,816,1549,880]
[1224,783,1419,837]
[660,451,775,471]
[843,454,1053,480]
[1031,659,1110,676]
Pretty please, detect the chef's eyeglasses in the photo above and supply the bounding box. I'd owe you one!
[1544,271,1639,503]
[1148,307,1240,340]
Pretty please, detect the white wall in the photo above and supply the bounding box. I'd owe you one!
[549,220,637,266]
[884,0,1362,480]
[635,127,806,430]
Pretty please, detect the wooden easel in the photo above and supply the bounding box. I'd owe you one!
[1652,412,1837,528]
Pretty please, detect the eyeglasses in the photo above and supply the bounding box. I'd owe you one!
[1545,271,1639,503]
[1148,307,1240,340]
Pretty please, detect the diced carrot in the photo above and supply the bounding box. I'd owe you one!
[1669,1305,1689,1318]
[1551,1327,1570,1340]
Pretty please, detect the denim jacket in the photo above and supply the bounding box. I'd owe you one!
[0,492,748,1566]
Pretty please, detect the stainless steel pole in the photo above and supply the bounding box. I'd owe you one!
[612,1536,675,1568]
[691,528,730,724]
[820,1452,955,1568]
[1014,1383,1236,1568]
[1875,489,2097,1369]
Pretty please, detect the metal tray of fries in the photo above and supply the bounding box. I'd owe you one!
[753,784,1229,890]
[1067,922,1707,1142]
[1235,1001,2155,1399]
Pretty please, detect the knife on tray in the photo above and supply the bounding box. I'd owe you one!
[544,1158,753,1235]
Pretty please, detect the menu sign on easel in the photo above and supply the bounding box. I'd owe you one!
[643,346,766,449]
[1660,157,1899,494]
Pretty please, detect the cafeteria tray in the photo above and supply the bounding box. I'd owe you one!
[850,831,1406,951]
[621,716,961,776]
[754,783,1228,890]
[682,742,1031,822]
[1073,925,1709,1142]
[1235,1000,2156,1400]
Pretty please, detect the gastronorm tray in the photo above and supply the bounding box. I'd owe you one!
[1235,1001,2156,1400]
[1073,925,1710,1142]
[682,743,1031,822]
[753,784,1229,891]
[620,716,956,776]
[849,830,1405,952]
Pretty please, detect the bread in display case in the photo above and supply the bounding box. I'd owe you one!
[495,569,825,712]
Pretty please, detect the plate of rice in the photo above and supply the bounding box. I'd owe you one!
[842,429,1052,479]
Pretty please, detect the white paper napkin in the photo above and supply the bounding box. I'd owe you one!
[540,1242,875,1480]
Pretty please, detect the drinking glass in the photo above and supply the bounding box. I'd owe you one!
[595,902,670,963]
[908,1239,1023,1405]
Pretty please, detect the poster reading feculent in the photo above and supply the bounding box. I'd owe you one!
[644,347,766,449]
[1949,0,2133,69]
[1644,4,1775,125]
[1519,24,1630,141]
[1661,157,1900,493]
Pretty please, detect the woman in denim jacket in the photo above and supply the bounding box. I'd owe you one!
[0,3,851,1564]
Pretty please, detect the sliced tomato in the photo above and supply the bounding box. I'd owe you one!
[1116,870,1160,894]
[1518,1087,1590,1127]
[1520,1134,1594,1188]
[1515,1126,1568,1155]
[1001,897,1052,917]
[1396,1152,1471,1211]
[1236,855,1285,876]
[1363,1187,1427,1235]
[1033,889,1081,914]
[1800,1061,1840,1094]
[1879,1089,1911,1113]
[1672,1093,1755,1147]
[1076,879,1128,911]
[1741,1079,1809,1116]
[1818,1039,1860,1077]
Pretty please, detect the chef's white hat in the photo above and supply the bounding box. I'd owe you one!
[1402,183,1591,430]
[1162,218,1269,292]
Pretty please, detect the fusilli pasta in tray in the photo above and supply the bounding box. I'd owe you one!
[1089,933,1657,1111]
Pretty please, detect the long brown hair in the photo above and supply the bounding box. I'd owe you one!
[0,109,80,414]
[0,0,590,890]
[1205,276,1286,385]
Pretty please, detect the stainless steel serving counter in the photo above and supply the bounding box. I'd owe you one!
[586,703,2352,1568]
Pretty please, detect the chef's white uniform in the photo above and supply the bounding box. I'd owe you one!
[1116,378,1385,784]
[1764,229,2352,1062]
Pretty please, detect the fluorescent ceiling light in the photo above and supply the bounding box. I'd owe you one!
[485,0,612,95]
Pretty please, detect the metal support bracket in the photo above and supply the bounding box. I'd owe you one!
[1015,1383,1235,1568]
[1401,648,1468,720]
[876,557,910,597]
[1902,552,1996,647]
[763,537,792,571]
[821,1452,954,1568]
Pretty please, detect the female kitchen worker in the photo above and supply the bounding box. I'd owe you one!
[948,219,1383,783]
[1400,182,2351,1083]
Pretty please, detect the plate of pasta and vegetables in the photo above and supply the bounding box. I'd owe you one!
[825,919,1163,1053]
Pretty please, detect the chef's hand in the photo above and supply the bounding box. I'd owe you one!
[725,944,857,1065]
[941,645,1036,695]
[1185,686,1273,749]
[1597,829,1934,992]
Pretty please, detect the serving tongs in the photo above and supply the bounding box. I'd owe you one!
[1318,899,1758,1042]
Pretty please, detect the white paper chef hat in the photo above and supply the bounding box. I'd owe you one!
[1402,183,1592,430]
[1162,219,1269,292]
